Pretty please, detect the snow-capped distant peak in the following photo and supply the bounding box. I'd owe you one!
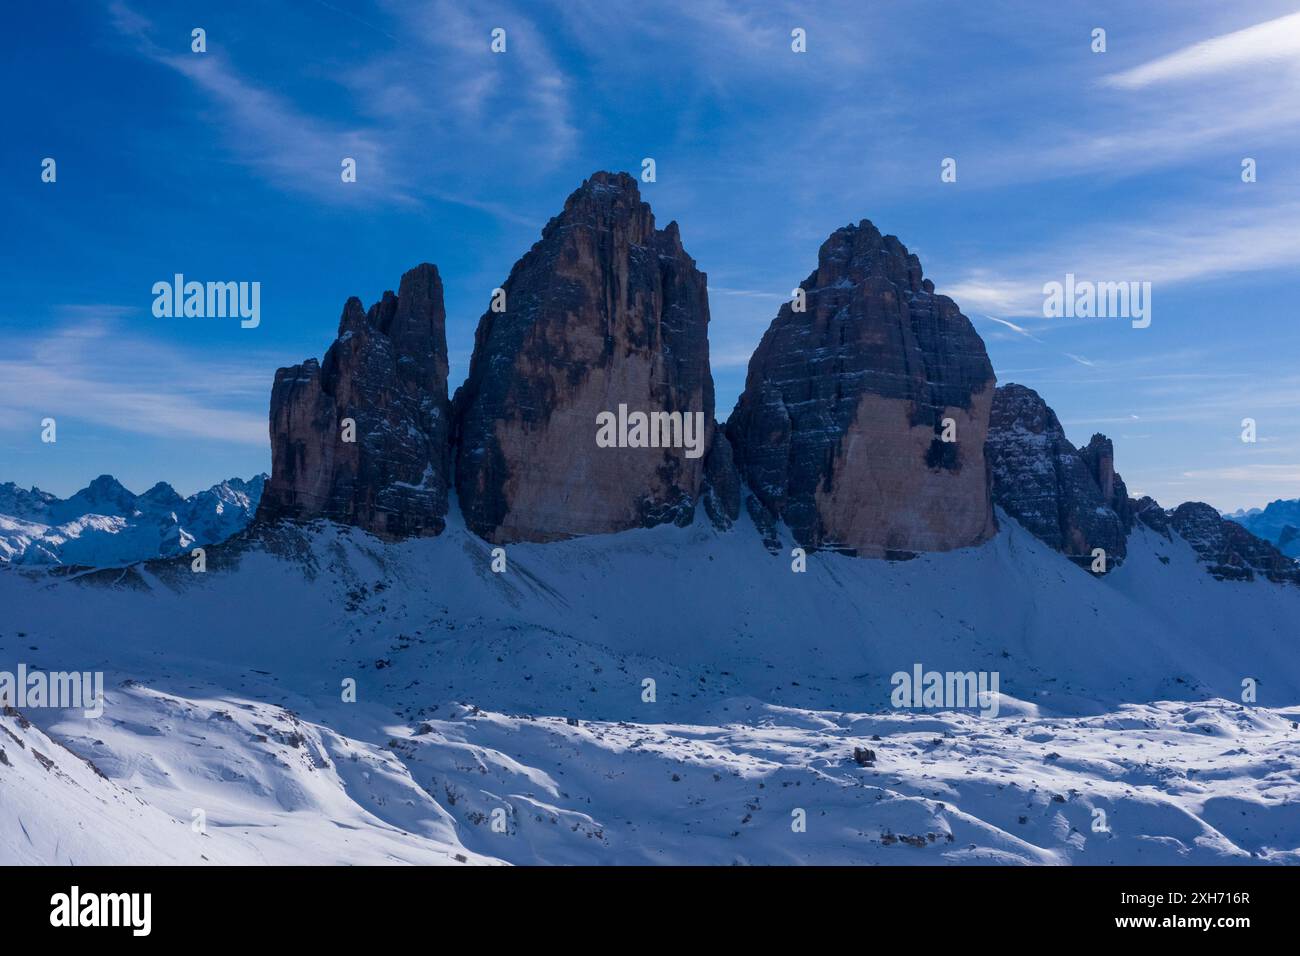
[0,473,266,568]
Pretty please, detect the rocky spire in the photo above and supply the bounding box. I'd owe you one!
[985,383,1128,566]
[1079,433,1133,532]
[257,263,452,538]
[725,220,997,556]
[452,171,730,543]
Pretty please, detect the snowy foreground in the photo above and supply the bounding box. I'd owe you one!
[2,508,1298,865]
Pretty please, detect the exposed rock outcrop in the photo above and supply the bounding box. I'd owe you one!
[257,264,452,538]
[1079,434,1133,533]
[1132,495,1171,536]
[985,384,1128,567]
[452,171,726,543]
[701,429,741,531]
[989,384,1298,582]
[725,220,997,556]
[1166,501,1300,584]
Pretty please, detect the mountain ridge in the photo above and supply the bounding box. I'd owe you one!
[0,474,266,567]
[1227,499,1300,559]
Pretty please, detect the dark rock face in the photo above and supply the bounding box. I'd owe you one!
[257,264,451,538]
[1135,496,1298,584]
[56,475,138,522]
[1079,434,1133,533]
[701,429,741,530]
[985,384,1127,565]
[139,481,185,511]
[452,171,725,543]
[726,220,997,556]
[1133,496,1171,535]
[1279,525,1300,555]
[1167,501,1300,584]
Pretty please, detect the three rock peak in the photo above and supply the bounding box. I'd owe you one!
[256,170,1280,579]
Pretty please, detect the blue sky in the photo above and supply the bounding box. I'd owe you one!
[3,0,1299,510]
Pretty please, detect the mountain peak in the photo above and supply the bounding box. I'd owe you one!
[812,219,927,296]
[86,474,131,495]
[540,170,657,246]
[259,263,453,539]
[987,384,1130,566]
[452,170,721,543]
[726,217,995,556]
[577,169,640,195]
[64,475,139,517]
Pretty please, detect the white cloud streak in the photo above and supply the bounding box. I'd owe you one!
[1103,11,1300,90]
[944,199,1300,317]
[0,310,272,446]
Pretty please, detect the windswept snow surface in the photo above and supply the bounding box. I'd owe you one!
[1,507,1298,865]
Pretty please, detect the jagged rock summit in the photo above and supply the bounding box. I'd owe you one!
[726,220,997,556]
[986,383,1299,583]
[453,171,729,543]
[1147,499,1300,585]
[985,383,1131,567]
[257,263,452,538]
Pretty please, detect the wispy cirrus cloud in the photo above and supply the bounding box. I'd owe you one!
[775,7,1300,203]
[1182,464,1300,484]
[943,197,1300,317]
[1025,10,1300,182]
[106,0,577,215]
[1102,11,1300,90]
[708,286,787,300]
[0,308,272,446]
[107,1,396,204]
[360,0,578,171]
[978,315,1095,368]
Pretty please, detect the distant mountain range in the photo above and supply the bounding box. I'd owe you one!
[1225,500,1300,559]
[0,474,265,566]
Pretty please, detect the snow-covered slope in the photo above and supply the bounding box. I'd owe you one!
[0,474,265,567]
[1,507,1298,865]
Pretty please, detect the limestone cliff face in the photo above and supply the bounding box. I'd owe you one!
[725,221,997,556]
[256,264,452,538]
[985,383,1129,565]
[1079,434,1133,533]
[452,171,729,543]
